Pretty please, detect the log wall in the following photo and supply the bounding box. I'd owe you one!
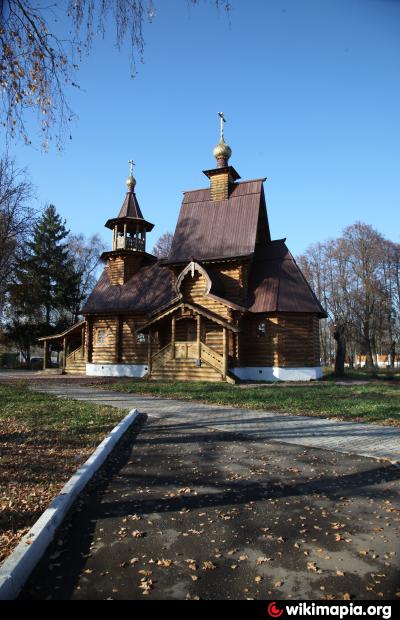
[215,263,246,306]
[180,272,231,319]
[240,313,321,368]
[108,255,144,285]
[88,314,153,364]
[91,316,118,363]
[203,320,223,355]
[240,316,275,367]
[210,172,230,201]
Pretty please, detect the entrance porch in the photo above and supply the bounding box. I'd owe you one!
[140,303,238,383]
[38,321,86,374]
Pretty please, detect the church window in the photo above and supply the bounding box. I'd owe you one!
[96,329,108,345]
[257,322,266,338]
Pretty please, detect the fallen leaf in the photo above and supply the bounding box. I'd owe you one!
[157,558,173,568]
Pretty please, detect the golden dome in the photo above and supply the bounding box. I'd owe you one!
[126,174,136,191]
[213,137,232,163]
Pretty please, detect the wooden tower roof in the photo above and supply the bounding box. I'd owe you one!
[105,182,154,232]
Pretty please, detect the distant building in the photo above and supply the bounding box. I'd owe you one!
[41,118,326,381]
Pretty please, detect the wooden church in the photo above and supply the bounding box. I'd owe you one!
[41,116,326,382]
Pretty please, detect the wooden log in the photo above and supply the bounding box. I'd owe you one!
[148,330,152,373]
[43,342,48,370]
[81,325,85,359]
[222,327,228,379]
[62,337,67,371]
[116,315,122,363]
[196,314,201,359]
[171,315,176,360]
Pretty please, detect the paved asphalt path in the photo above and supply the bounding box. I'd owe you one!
[21,413,400,600]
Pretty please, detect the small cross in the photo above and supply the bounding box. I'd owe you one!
[129,159,135,175]
[218,112,226,140]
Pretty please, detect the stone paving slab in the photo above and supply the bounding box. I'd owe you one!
[29,383,400,463]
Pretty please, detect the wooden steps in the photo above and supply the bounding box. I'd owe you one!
[65,361,86,374]
[151,358,223,382]
[65,359,86,374]
[65,345,86,375]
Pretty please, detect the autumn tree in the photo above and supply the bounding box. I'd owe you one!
[0,0,231,148]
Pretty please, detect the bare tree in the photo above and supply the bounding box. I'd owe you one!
[67,232,106,321]
[1,1,231,149]
[152,231,173,258]
[0,153,35,311]
[298,222,399,373]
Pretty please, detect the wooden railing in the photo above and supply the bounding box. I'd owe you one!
[200,342,224,374]
[151,343,172,368]
[66,345,84,365]
[115,236,145,252]
[151,341,228,378]
[175,342,197,360]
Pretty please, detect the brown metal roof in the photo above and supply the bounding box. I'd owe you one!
[82,260,174,315]
[117,191,144,219]
[247,240,327,316]
[166,180,268,263]
[105,191,154,231]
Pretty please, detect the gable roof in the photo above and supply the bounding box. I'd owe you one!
[165,179,270,264]
[247,240,327,316]
[82,260,174,315]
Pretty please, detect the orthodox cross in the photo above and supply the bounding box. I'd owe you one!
[218,112,226,141]
[129,159,135,175]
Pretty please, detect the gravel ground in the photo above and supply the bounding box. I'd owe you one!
[21,414,400,600]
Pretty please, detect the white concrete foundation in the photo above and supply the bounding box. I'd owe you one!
[230,366,323,382]
[86,364,148,378]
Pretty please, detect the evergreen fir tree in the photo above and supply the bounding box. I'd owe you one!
[10,204,79,333]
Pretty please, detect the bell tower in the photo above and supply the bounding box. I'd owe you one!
[102,161,154,285]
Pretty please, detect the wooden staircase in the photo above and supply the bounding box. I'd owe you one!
[151,358,223,382]
[150,342,236,383]
[65,346,86,375]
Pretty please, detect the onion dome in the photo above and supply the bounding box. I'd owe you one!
[213,137,232,164]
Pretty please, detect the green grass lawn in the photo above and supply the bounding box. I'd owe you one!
[323,367,400,382]
[105,379,400,426]
[0,382,126,563]
[0,382,125,437]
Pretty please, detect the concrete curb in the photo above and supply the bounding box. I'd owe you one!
[0,408,140,600]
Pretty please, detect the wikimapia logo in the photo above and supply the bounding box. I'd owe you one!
[266,602,392,620]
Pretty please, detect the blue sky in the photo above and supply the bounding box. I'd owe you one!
[3,0,400,255]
